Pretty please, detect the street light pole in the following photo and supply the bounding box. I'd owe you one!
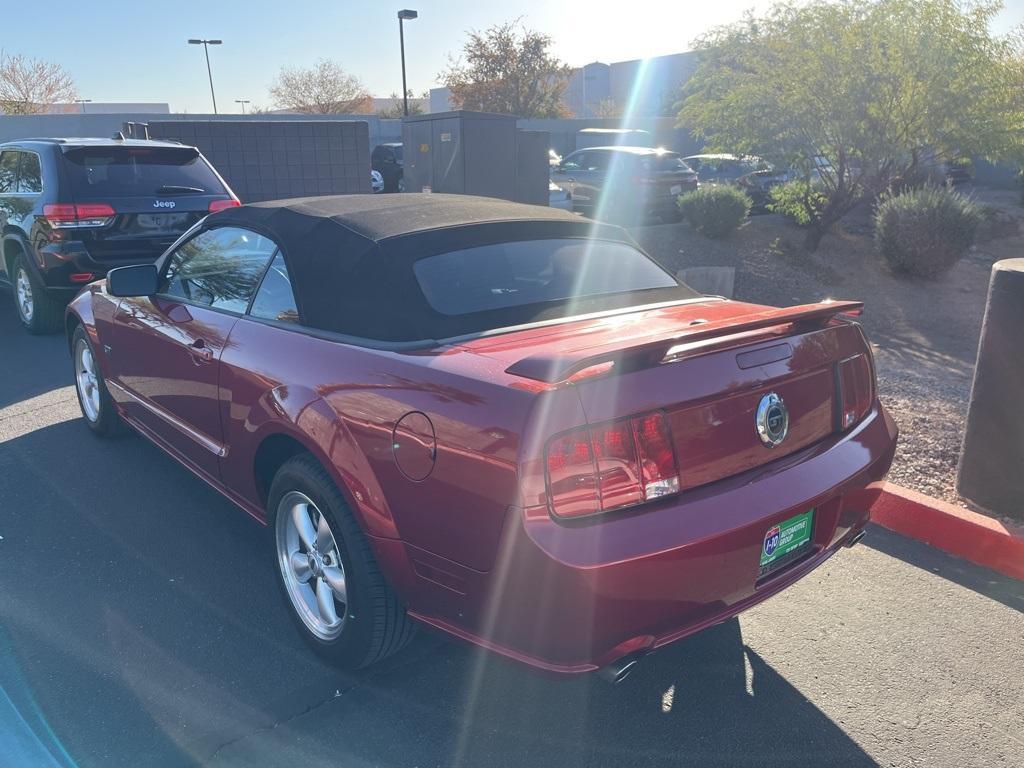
[397,10,418,117]
[235,99,250,114]
[74,98,92,114]
[188,39,223,114]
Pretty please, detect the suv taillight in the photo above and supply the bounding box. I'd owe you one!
[43,203,115,228]
[209,199,241,213]
[545,410,680,519]
[838,354,873,429]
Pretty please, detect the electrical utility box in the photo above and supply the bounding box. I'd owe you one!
[402,111,547,204]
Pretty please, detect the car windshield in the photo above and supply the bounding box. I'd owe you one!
[413,238,684,316]
[62,146,227,198]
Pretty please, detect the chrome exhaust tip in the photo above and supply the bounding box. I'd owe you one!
[845,529,866,548]
[598,654,643,685]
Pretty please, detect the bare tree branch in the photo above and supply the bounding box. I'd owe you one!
[269,59,372,114]
[0,50,76,114]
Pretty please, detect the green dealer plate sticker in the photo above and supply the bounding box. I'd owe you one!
[759,509,814,577]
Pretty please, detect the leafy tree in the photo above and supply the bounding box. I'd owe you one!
[0,50,76,114]
[269,59,372,114]
[442,20,572,118]
[680,0,1024,249]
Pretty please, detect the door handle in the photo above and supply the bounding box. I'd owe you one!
[189,338,214,365]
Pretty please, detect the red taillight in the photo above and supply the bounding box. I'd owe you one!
[209,199,241,213]
[43,203,115,228]
[546,428,601,518]
[545,410,680,518]
[838,354,873,429]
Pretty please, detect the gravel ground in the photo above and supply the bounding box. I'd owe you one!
[631,186,1024,511]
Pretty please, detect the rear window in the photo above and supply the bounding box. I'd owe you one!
[413,238,681,316]
[61,146,226,199]
[639,154,692,173]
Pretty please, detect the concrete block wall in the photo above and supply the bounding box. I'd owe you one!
[143,120,371,202]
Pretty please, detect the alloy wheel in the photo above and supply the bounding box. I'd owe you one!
[275,491,348,641]
[15,267,34,324]
[74,339,101,423]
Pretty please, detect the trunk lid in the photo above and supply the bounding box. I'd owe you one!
[462,298,871,497]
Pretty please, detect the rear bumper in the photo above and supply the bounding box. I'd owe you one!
[36,242,163,289]
[390,402,898,674]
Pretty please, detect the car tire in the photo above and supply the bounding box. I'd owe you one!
[12,254,63,334]
[269,454,415,668]
[71,325,128,437]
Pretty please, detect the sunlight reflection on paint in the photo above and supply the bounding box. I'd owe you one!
[452,63,669,761]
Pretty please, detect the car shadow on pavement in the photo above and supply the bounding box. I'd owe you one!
[863,524,1023,614]
[0,290,70,410]
[308,618,881,768]
[1,417,877,768]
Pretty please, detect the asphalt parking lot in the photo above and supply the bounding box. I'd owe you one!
[0,293,1022,768]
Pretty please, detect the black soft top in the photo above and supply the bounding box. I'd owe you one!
[206,194,695,344]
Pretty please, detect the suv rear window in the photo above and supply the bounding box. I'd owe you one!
[639,154,691,173]
[413,238,682,316]
[61,146,226,199]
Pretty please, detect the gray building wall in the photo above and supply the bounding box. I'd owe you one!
[143,120,371,202]
[608,53,698,117]
[0,112,402,149]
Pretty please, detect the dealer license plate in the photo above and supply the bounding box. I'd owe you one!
[758,509,814,577]
[669,184,683,195]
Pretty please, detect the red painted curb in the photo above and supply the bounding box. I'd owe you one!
[872,484,1024,581]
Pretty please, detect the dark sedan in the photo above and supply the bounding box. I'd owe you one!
[683,154,786,210]
[550,147,698,223]
[67,194,897,679]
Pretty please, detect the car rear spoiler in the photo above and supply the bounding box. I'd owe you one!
[505,300,864,383]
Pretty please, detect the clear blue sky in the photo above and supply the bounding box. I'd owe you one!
[5,0,1023,113]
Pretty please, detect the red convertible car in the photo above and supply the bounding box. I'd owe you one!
[66,194,897,680]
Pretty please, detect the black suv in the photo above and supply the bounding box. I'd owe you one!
[0,137,237,333]
[370,143,404,193]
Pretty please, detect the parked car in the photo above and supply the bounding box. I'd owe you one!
[683,154,786,211]
[0,137,237,333]
[68,194,897,678]
[550,147,698,223]
[548,180,572,211]
[370,142,404,192]
[942,159,973,185]
[371,169,384,193]
[683,154,767,185]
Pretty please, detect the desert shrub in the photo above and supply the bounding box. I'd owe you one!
[677,185,751,237]
[767,179,828,226]
[873,185,982,278]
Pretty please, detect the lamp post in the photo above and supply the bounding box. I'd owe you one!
[74,98,92,114]
[235,99,250,114]
[188,38,223,114]
[397,9,418,117]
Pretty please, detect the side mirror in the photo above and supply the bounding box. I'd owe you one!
[107,263,159,297]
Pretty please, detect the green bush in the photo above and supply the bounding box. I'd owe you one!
[873,185,982,278]
[767,179,828,226]
[677,185,751,237]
